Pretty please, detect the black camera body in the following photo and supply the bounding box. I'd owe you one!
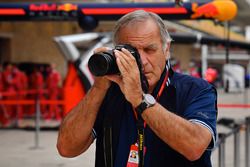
[88,44,141,76]
[88,44,149,92]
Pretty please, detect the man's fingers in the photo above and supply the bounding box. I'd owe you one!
[115,51,130,74]
[116,49,135,64]
[121,48,135,59]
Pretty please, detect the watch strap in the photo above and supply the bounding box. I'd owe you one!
[135,94,156,115]
[135,102,148,115]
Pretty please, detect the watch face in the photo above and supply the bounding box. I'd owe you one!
[136,94,156,114]
[144,94,156,105]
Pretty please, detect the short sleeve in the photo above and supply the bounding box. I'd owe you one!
[183,86,217,149]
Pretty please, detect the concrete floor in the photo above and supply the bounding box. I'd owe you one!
[0,129,95,167]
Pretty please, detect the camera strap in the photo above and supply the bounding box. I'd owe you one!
[132,68,170,167]
[136,116,145,167]
[103,116,113,167]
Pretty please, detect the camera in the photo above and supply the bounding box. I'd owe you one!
[88,44,141,76]
[88,44,149,92]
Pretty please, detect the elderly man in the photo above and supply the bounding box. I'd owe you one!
[57,10,217,167]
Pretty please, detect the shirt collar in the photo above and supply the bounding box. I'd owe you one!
[152,59,173,97]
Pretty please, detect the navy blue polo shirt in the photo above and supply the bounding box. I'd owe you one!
[93,69,217,167]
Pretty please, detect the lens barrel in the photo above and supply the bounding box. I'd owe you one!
[88,51,119,76]
[88,44,138,76]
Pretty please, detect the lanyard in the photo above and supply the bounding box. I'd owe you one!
[133,69,170,167]
[133,69,170,120]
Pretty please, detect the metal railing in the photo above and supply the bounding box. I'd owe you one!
[215,117,250,167]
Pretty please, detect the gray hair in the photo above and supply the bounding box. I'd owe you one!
[112,10,172,50]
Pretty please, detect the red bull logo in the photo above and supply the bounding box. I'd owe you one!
[191,1,238,21]
[57,3,78,12]
[29,3,78,12]
[29,4,57,11]
[191,3,219,20]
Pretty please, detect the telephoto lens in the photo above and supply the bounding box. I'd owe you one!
[88,50,119,76]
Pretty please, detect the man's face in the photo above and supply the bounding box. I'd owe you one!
[117,19,169,92]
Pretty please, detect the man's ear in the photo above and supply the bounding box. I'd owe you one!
[165,42,171,59]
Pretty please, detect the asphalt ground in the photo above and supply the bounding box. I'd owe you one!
[0,88,250,167]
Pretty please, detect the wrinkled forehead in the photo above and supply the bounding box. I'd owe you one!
[116,19,160,41]
[115,17,154,38]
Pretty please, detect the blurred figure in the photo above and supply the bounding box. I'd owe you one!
[12,65,28,120]
[205,67,218,85]
[0,64,9,126]
[2,63,16,126]
[29,66,45,116]
[20,70,28,100]
[189,61,201,78]
[45,63,62,121]
[171,58,182,73]
[3,63,15,94]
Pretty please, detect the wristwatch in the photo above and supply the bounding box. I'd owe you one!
[136,93,156,115]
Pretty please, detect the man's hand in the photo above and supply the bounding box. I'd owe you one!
[106,48,143,107]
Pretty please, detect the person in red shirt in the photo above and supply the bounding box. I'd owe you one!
[12,66,29,120]
[1,63,16,126]
[3,63,16,94]
[171,59,182,73]
[0,64,9,127]
[189,61,201,78]
[45,64,62,121]
[29,66,45,116]
[19,70,28,100]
